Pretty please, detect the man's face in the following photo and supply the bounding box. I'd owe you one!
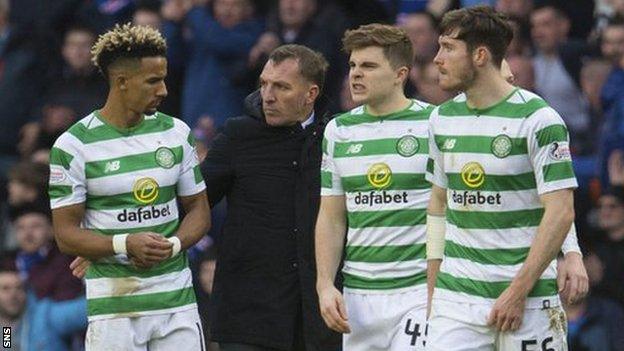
[598,195,624,233]
[62,30,95,72]
[0,272,25,320]
[279,0,315,28]
[15,213,52,253]
[122,56,168,115]
[214,0,251,29]
[400,14,438,62]
[601,26,624,64]
[349,46,405,106]
[433,34,475,92]
[260,58,317,127]
[133,10,162,29]
[530,8,566,53]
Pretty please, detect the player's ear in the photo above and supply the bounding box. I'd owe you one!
[396,66,410,85]
[473,46,489,67]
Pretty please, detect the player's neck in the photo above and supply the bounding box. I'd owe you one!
[99,99,144,129]
[366,91,411,117]
[464,70,515,110]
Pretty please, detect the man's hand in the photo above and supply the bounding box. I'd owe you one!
[126,233,173,268]
[487,286,527,332]
[557,252,589,304]
[317,284,351,334]
[70,257,91,279]
[248,32,280,66]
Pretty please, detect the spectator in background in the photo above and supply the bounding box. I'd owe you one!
[132,0,163,29]
[496,0,533,19]
[12,207,84,301]
[45,26,107,118]
[505,55,535,91]
[0,264,87,351]
[398,11,439,65]
[7,162,49,212]
[589,182,624,306]
[599,20,624,184]
[163,0,264,129]
[530,4,592,154]
[0,268,25,349]
[564,291,624,350]
[0,0,45,177]
[408,61,454,104]
[249,0,348,113]
[581,59,612,149]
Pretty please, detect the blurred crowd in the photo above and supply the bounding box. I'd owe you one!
[2,0,624,350]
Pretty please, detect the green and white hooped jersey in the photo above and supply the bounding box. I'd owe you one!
[321,100,434,292]
[425,88,577,308]
[49,111,206,321]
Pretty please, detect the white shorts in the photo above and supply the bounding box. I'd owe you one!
[344,287,428,351]
[426,299,567,351]
[86,307,205,351]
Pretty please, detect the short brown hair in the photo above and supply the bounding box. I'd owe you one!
[268,44,329,92]
[342,23,413,69]
[439,6,513,67]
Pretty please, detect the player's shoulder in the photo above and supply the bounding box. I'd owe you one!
[408,98,436,119]
[332,105,366,128]
[515,89,564,125]
[55,112,101,148]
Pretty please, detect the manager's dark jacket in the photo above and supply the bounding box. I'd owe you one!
[200,91,341,351]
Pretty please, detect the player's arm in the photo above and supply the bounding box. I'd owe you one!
[488,188,574,331]
[426,184,447,318]
[53,204,172,262]
[558,224,588,304]
[171,190,211,252]
[315,194,350,334]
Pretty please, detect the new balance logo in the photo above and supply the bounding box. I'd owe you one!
[442,139,456,150]
[104,160,120,173]
[346,144,363,154]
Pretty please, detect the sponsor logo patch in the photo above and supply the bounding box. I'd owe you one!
[461,162,485,188]
[49,168,67,184]
[548,141,571,161]
[367,163,392,189]
[133,177,159,204]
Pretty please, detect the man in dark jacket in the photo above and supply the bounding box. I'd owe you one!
[200,44,341,351]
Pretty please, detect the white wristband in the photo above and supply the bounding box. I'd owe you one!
[168,236,181,257]
[426,214,446,260]
[561,223,582,257]
[112,234,129,255]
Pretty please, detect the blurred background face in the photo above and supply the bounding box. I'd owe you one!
[0,272,25,320]
[15,213,52,253]
[530,7,568,54]
[7,181,37,206]
[433,34,475,92]
[410,62,454,105]
[349,46,404,107]
[598,195,624,233]
[495,0,533,18]
[279,0,316,29]
[62,29,96,72]
[400,13,438,63]
[133,9,162,29]
[214,0,252,29]
[581,60,612,110]
[601,25,624,65]
[506,55,535,91]
[260,58,316,126]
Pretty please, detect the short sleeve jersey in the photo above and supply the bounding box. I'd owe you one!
[425,88,577,308]
[321,100,434,292]
[49,111,206,320]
